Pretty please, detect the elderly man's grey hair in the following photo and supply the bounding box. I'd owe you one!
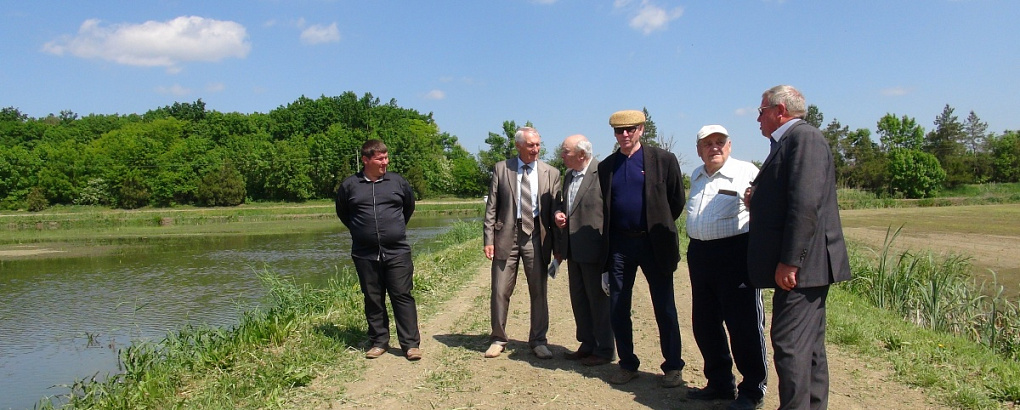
[574,139,593,159]
[514,127,540,145]
[763,85,807,119]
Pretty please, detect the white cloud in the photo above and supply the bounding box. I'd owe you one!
[628,1,684,35]
[735,107,755,116]
[881,86,911,97]
[424,89,446,100]
[42,16,251,72]
[155,84,191,96]
[300,23,340,45]
[206,82,226,92]
[530,0,558,4]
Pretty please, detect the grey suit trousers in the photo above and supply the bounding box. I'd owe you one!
[490,224,549,347]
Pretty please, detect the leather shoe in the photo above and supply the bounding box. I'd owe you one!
[484,343,504,358]
[686,386,737,401]
[563,350,592,360]
[364,345,388,359]
[405,347,422,361]
[727,395,764,410]
[580,355,612,366]
[660,369,685,388]
[533,344,553,359]
[609,368,638,385]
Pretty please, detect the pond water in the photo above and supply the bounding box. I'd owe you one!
[0,216,470,409]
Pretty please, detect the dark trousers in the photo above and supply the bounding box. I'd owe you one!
[687,234,768,400]
[607,232,684,372]
[567,259,615,359]
[772,285,830,410]
[352,252,420,351]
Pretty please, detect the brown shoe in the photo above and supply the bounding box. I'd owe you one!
[405,347,422,361]
[609,368,638,385]
[660,369,685,388]
[581,355,612,366]
[564,350,592,361]
[365,345,388,359]
[484,343,505,358]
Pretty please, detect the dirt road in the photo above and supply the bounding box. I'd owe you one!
[307,261,944,409]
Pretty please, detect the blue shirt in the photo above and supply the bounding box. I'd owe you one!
[609,146,647,231]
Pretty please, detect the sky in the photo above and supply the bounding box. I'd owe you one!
[2,0,1018,175]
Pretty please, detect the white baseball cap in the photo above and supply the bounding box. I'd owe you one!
[696,124,729,141]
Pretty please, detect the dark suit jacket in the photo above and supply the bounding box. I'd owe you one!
[483,157,562,266]
[598,145,686,274]
[557,159,603,265]
[747,121,852,288]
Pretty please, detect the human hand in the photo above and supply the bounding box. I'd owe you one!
[601,272,610,296]
[774,262,798,291]
[554,211,567,229]
[483,245,494,260]
[743,186,753,208]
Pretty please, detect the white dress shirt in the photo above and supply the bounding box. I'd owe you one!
[517,160,539,219]
[685,157,759,241]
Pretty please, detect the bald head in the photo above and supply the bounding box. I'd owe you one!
[560,134,593,171]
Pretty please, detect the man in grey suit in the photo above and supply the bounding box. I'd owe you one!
[553,134,614,366]
[745,85,852,409]
[483,126,562,360]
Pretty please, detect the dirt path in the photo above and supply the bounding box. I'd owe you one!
[310,261,945,409]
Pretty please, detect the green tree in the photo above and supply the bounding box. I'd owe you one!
[877,113,924,151]
[480,120,523,176]
[640,107,660,149]
[988,131,1020,182]
[962,110,990,153]
[805,105,824,129]
[196,160,246,206]
[924,105,968,187]
[887,148,945,198]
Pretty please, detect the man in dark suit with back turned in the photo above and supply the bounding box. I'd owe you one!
[599,110,687,388]
[483,126,562,360]
[745,85,852,409]
[553,134,614,366]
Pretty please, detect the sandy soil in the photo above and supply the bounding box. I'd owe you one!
[300,260,946,409]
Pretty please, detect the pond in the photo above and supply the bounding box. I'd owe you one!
[0,215,472,409]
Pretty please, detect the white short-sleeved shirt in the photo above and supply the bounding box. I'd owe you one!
[685,157,759,241]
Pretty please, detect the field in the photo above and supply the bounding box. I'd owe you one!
[839,204,1020,295]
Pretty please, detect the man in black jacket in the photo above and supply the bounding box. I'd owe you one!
[336,139,421,361]
[599,110,687,387]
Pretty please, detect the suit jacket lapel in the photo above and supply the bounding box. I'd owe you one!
[570,161,597,216]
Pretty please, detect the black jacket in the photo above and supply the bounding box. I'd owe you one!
[335,171,415,260]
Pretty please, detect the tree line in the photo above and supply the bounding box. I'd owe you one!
[2,94,1018,211]
[808,104,1019,198]
[0,93,489,210]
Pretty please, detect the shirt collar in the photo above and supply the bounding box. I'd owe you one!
[518,158,537,172]
[771,118,801,142]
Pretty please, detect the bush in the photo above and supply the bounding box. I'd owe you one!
[887,148,946,198]
[26,186,48,212]
[196,162,246,207]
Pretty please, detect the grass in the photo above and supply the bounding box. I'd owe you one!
[831,227,1020,408]
[838,182,1020,210]
[37,221,483,409]
[0,199,482,246]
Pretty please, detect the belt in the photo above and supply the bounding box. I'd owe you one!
[613,229,647,238]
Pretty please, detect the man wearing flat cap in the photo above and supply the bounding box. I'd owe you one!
[598,109,687,387]
[684,125,767,410]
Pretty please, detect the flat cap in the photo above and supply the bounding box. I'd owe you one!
[609,110,645,127]
[696,124,729,141]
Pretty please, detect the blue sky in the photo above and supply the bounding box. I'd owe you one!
[2,0,1018,174]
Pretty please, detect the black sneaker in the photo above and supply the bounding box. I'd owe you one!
[686,386,737,401]
[727,394,764,410]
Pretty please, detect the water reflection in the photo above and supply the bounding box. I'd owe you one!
[0,216,471,409]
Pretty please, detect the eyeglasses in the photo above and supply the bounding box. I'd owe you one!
[757,105,774,115]
[613,126,638,135]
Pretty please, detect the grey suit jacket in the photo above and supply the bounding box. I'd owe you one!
[558,159,604,265]
[483,157,562,266]
[747,121,852,288]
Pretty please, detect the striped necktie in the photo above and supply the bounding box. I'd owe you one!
[520,164,534,235]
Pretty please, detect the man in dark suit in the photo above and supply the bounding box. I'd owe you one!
[483,126,562,360]
[745,85,852,409]
[553,134,614,366]
[598,110,687,387]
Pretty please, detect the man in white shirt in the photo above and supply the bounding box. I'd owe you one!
[684,125,768,410]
